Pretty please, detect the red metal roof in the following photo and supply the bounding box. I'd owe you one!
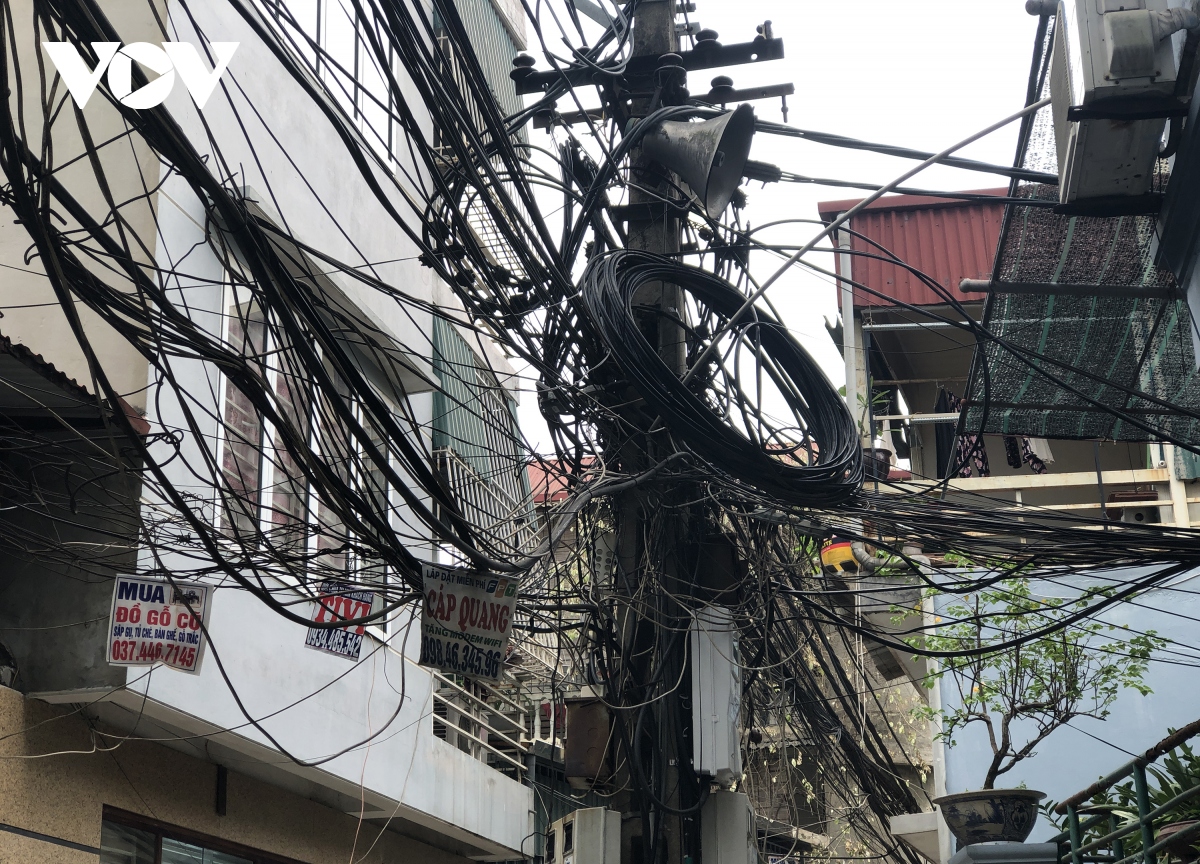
[527,461,569,505]
[817,191,1006,309]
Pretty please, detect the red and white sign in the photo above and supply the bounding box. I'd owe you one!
[304,581,376,660]
[107,576,211,674]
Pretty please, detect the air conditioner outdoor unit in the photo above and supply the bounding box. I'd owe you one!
[1050,0,1193,209]
[1105,489,1162,523]
[546,808,620,864]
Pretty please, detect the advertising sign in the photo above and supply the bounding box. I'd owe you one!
[304,580,376,661]
[419,564,518,682]
[107,576,211,674]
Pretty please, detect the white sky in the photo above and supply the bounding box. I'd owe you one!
[513,2,1043,453]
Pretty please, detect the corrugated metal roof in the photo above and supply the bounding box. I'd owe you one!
[0,331,149,434]
[817,191,1007,309]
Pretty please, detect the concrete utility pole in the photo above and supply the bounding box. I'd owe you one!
[616,3,685,863]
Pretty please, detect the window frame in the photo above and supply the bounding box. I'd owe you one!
[102,806,310,864]
[216,285,400,637]
[215,291,268,542]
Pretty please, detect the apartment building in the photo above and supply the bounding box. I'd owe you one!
[0,1,537,862]
[819,191,1198,528]
[820,190,1200,863]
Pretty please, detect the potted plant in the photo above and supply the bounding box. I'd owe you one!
[914,579,1165,847]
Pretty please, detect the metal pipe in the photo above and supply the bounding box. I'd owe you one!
[874,378,968,385]
[1134,763,1156,864]
[860,322,967,331]
[874,413,959,424]
[1067,782,1200,860]
[960,278,1175,299]
[1094,442,1109,531]
[850,541,888,571]
[1069,805,1084,864]
[1056,717,1200,813]
[837,224,860,438]
[850,541,930,571]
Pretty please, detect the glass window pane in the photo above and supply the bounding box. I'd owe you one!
[314,365,353,574]
[99,820,156,864]
[162,836,253,864]
[269,347,313,555]
[221,304,266,539]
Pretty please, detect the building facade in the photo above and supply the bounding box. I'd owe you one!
[0,0,537,861]
[820,190,1200,863]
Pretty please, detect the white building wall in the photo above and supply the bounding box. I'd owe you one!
[76,0,532,857]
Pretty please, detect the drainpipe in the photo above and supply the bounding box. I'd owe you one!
[925,593,952,864]
[851,541,931,572]
[850,541,888,571]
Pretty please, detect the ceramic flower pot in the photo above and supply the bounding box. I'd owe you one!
[934,789,1047,847]
[1157,819,1200,860]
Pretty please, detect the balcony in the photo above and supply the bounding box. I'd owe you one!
[882,458,1195,530]
[22,583,533,861]
[1052,722,1200,864]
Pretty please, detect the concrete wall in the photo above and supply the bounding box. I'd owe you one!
[0,1,162,412]
[160,0,437,373]
[0,430,136,694]
[0,685,469,863]
[86,582,535,856]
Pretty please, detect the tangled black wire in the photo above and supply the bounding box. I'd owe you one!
[580,249,862,507]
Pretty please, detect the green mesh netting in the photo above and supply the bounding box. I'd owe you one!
[963,24,1200,444]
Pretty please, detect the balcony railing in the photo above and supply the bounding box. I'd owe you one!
[434,446,538,553]
[432,671,529,780]
[886,466,1194,529]
[1051,719,1200,864]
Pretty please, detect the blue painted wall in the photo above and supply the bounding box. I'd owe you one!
[936,567,1200,840]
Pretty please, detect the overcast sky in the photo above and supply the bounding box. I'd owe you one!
[513,2,1043,453]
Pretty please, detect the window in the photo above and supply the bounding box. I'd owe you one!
[267,336,313,555]
[100,810,305,864]
[220,303,266,540]
[260,0,403,165]
[217,288,399,608]
[431,317,535,552]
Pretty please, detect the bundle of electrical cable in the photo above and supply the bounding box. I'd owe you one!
[579,249,862,507]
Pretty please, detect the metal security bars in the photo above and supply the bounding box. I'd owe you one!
[432,317,536,554]
[432,671,529,778]
[435,447,537,551]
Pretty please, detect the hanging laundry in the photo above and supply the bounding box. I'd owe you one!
[1027,437,1055,465]
[946,391,989,478]
[1021,437,1048,475]
[1003,436,1023,469]
[934,388,957,480]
